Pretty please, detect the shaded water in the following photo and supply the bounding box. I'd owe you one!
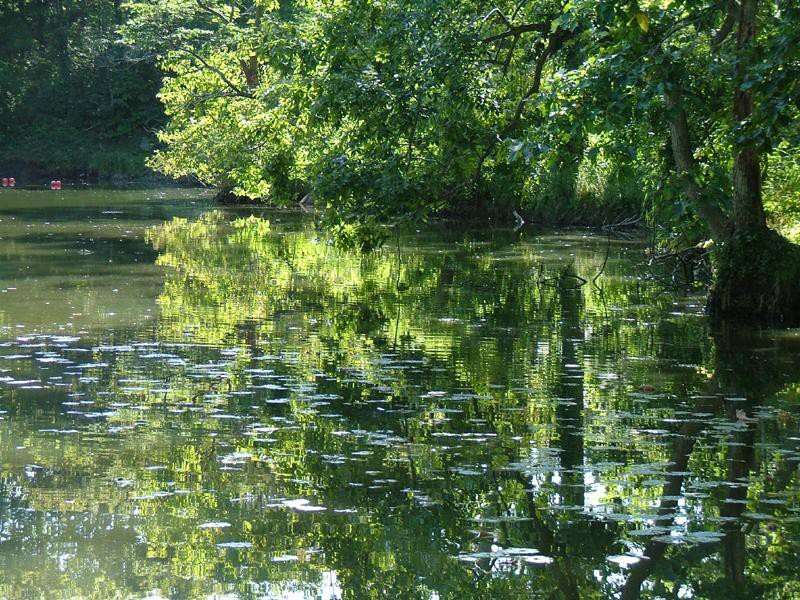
[0,189,798,599]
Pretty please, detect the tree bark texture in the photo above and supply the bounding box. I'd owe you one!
[663,87,729,242]
[731,0,767,232]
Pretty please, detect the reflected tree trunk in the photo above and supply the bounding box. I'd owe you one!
[620,395,722,600]
[621,325,792,598]
[721,422,756,585]
[555,283,585,508]
[509,279,586,599]
[509,472,581,600]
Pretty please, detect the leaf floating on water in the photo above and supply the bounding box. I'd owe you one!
[627,526,673,537]
[282,499,326,512]
[736,409,757,424]
[524,555,554,565]
[470,516,533,524]
[741,512,774,521]
[651,530,724,545]
[217,541,253,549]
[608,554,645,568]
[456,553,494,562]
[503,547,541,556]
[199,521,232,529]
[457,547,540,562]
[451,467,484,476]
[271,554,299,562]
[683,531,725,544]
[651,535,686,545]
[219,452,253,465]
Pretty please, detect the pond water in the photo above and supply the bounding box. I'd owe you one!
[0,189,798,599]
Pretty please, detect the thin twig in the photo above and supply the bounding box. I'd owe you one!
[593,233,611,287]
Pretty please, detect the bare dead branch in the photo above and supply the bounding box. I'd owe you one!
[593,234,611,288]
[481,7,512,28]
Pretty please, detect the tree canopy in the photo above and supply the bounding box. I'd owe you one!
[119,1,800,245]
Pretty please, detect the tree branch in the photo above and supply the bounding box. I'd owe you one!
[664,86,730,241]
[711,0,739,48]
[470,28,574,187]
[483,21,551,44]
[182,90,246,110]
[180,48,254,99]
[196,0,233,24]
[481,7,512,29]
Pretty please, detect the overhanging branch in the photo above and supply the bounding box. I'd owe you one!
[180,48,254,99]
[470,27,575,187]
[484,21,551,44]
[196,0,232,24]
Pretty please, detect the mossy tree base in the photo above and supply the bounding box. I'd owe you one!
[709,228,800,325]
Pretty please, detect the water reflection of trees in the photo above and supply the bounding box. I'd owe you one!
[0,213,798,598]
[621,330,800,599]
[146,213,800,598]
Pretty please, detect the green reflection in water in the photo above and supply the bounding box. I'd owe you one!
[0,190,798,599]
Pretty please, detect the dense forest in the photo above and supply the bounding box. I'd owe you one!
[2,0,800,319]
[0,0,163,178]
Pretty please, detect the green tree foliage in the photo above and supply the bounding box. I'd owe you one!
[0,0,163,176]
[123,0,531,245]
[123,1,799,248]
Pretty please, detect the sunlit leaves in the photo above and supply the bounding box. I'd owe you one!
[634,11,650,32]
[122,0,800,244]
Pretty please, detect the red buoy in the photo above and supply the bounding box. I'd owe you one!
[1,178,7,187]
[8,177,15,188]
[50,180,56,190]
[55,180,61,189]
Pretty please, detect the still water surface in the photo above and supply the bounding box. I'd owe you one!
[0,189,798,599]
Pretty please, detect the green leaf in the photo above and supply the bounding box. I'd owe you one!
[635,12,650,33]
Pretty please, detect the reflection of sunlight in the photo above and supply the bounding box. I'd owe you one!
[261,571,343,600]
[583,471,607,508]
[321,572,343,600]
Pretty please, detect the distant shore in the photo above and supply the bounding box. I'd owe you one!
[0,160,197,189]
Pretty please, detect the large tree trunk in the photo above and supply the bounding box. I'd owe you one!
[663,86,729,242]
[730,0,766,232]
[707,0,800,324]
